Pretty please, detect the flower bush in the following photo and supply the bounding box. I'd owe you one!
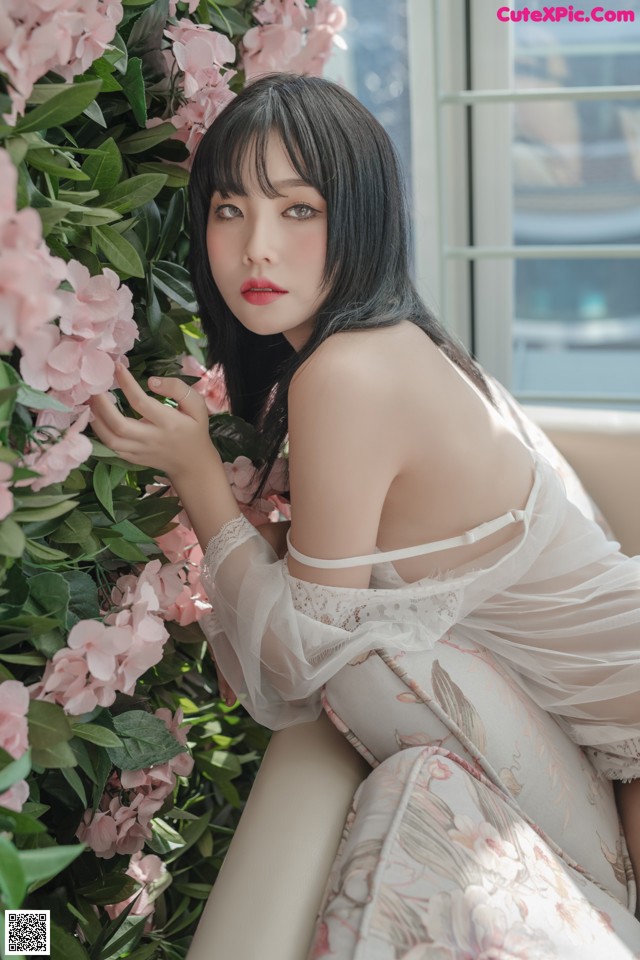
[0,0,346,956]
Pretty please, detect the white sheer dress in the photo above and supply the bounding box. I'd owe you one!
[198,433,640,782]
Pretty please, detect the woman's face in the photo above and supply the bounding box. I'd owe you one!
[206,132,328,353]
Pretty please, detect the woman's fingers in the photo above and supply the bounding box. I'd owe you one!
[114,363,167,425]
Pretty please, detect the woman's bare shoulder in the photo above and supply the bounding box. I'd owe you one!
[291,320,437,391]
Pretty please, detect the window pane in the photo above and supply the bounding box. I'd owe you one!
[323,0,413,268]
[511,3,640,404]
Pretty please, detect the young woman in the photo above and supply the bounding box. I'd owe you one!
[88,72,640,879]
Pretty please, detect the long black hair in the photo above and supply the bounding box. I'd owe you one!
[188,71,496,506]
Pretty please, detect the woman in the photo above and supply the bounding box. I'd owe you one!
[88,72,640,880]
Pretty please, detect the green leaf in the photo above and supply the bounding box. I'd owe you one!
[28,700,73,750]
[0,835,27,908]
[99,915,147,960]
[14,80,103,134]
[27,573,71,625]
[99,174,167,215]
[147,818,185,856]
[81,137,123,192]
[108,711,186,770]
[0,751,31,793]
[52,510,93,544]
[104,32,128,73]
[120,122,176,155]
[31,738,77,769]
[12,500,78,522]
[61,766,88,807]
[0,805,46,835]
[105,537,148,562]
[77,873,141,907]
[93,461,115,519]
[0,653,46,665]
[50,921,91,960]
[26,146,90,181]
[154,188,185,260]
[70,724,124,748]
[137,161,189,188]
[109,519,155,544]
[0,518,26,558]
[24,539,70,563]
[94,224,146,278]
[63,570,101,623]
[120,57,147,127]
[152,262,196,311]
[16,383,74,413]
[18,843,86,887]
[209,4,249,35]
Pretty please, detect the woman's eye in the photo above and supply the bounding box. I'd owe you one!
[286,203,316,220]
[214,204,241,220]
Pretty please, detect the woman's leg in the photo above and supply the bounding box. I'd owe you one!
[615,780,640,888]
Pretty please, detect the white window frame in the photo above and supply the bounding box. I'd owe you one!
[407,0,640,406]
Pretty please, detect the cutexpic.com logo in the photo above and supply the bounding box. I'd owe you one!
[496,6,636,22]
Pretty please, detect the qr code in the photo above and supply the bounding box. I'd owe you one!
[4,910,50,955]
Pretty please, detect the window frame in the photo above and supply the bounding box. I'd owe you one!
[407,0,640,407]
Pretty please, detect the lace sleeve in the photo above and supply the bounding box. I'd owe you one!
[197,513,442,730]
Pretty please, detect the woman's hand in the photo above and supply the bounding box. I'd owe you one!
[214,660,237,708]
[88,363,216,481]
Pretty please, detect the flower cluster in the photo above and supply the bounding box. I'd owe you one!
[0,148,67,356]
[241,0,347,80]
[147,18,237,162]
[104,851,169,931]
[76,707,194,859]
[0,680,30,812]
[14,258,138,492]
[0,0,123,125]
[29,559,184,715]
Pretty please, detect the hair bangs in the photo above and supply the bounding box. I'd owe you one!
[194,90,325,205]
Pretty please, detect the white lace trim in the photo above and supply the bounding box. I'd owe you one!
[203,513,258,580]
[585,739,640,782]
[284,557,462,637]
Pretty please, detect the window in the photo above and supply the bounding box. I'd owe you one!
[413,0,640,408]
[329,0,640,408]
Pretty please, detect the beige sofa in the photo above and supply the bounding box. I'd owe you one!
[186,406,640,960]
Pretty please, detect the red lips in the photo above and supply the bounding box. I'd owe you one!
[240,277,288,294]
[240,277,289,305]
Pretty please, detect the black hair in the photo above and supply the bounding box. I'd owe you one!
[188,71,496,506]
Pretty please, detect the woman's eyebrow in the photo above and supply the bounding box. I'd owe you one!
[271,177,314,189]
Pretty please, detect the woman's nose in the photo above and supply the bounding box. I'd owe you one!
[242,217,276,264]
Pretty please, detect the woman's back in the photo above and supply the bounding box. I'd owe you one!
[321,320,537,585]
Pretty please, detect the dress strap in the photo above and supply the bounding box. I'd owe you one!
[285,457,542,569]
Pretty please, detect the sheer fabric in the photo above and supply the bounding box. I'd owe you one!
[198,446,640,779]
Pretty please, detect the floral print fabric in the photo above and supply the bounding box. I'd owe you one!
[307,746,640,959]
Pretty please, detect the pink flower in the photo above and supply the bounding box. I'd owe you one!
[0,148,67,352]
[0,461,14,520]
[14,406,93,492]
[0,680,29,758]
[223,455,260,504]
[76,807,119,858]
[0,780,30,813]
[57,260,137,357]
[164,21,235,99]
[0,680,30,812]
[155,73,236,163]
[104,851,169,930]
[180,355,230,414]
[67,619,132,682]
[0,0,124,127]
[241,0,347,81]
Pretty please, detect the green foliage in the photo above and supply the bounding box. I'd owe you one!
[0,0,316,954]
